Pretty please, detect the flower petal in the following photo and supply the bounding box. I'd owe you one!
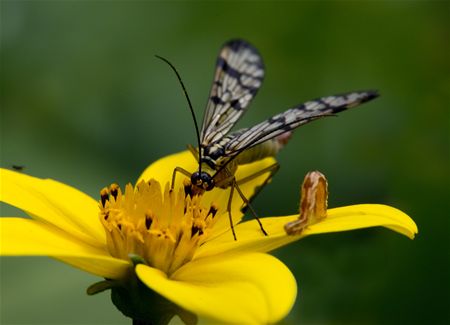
[138,150,277,234]
[137,151,195,186]
[55,255,130,280]
[136,253,296,324]
[195,204,418,258]
[0,168,105,247]
[0,217,129,279]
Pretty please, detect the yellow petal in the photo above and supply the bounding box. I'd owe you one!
[0,217,129,279]
[0,168,105,247]
[195,204,418,258]
[137,151,196,186]
[55,255,130,280]
[138,150,276,234]
[136,253,296,324]
[306,204,417,238]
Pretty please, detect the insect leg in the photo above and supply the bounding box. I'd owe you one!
[171,167,192,191]
[219,169,258,240]
[227,182,238,241]
[236,162,280,212]
[233,179,269,237]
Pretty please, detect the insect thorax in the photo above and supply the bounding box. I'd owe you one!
[202,143,225,163]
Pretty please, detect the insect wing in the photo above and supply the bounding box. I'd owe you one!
[222,90,379,157]
[200,39,265,146]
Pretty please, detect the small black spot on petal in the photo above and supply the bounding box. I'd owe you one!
[100,188,109,207]
[208,205,218,219]
[110,184,119,200]
[184,184,193,198]
[191,226,202,237]
[145,216,153,230]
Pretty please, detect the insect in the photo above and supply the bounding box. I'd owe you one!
[11,165,25,171]
[157,39,378,240]
[284,171,328,236]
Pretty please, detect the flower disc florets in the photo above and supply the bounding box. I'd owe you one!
[99,179,218,275]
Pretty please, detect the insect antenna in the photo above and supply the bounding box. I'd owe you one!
[155,55,202,172]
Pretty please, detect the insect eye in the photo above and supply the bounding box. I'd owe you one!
[205,179,215,191]
[200,172,211,183]
[191,172,202,186]
[200,172,214,191]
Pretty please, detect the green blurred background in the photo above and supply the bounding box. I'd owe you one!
[1,1,449,324]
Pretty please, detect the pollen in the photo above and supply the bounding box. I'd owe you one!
[99,179,218,275]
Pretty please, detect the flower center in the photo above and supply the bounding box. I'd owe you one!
[99,179,218,275]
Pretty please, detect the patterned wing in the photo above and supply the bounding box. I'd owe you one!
[200,39,265,146]
[222,90,379,157]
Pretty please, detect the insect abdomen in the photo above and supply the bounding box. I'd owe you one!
[235,132,291,165]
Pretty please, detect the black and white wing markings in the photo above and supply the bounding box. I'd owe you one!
[200,39,265,146]
[221,90,379,157]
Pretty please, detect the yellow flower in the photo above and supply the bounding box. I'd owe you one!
[0,151,417,324]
